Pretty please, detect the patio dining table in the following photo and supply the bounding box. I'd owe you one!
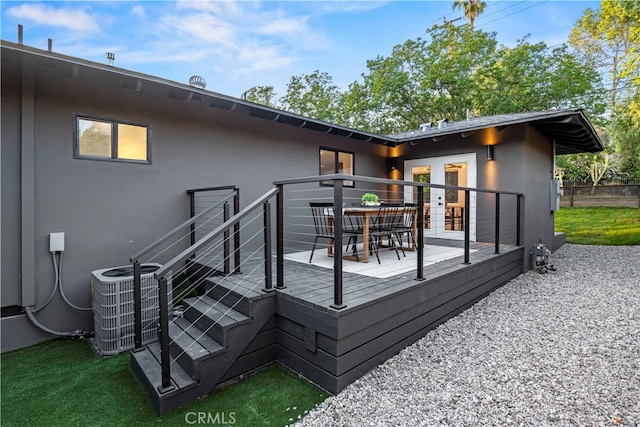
[327,206,418,263]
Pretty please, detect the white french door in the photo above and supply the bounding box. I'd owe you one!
[404,154,477,240]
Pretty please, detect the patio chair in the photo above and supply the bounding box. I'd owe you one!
[396,203,418,253]
[369,205,404,264]
[309,202,360,263]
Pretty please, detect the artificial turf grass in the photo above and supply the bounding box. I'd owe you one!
[555,207,640,245]
[1,338,328,426]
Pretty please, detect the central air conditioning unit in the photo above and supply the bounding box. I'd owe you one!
[92,263,172,356]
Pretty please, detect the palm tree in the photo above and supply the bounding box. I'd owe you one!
[452,0,487,28]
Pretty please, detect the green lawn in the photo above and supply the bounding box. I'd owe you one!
[555,207,640,245]
[1,339,328,426]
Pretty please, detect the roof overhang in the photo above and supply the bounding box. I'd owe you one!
[1,40,395,147]
[392,109,604,155]
[2,40,603,154]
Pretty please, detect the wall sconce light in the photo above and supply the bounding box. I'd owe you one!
[487,145,494,161]
[389,158,398,170]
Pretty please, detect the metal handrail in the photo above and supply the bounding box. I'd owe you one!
[130,189,237,263]
[155,187,279,279]
[274,173,524,197]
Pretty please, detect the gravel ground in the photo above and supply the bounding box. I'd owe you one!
[295,244,640,427]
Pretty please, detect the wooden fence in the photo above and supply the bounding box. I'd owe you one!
[561,184,640,208]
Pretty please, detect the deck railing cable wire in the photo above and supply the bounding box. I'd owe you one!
[130,175,522,392]
[274,174,523,309]
[133,187,278,391]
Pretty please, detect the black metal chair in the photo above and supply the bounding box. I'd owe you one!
[369,205,405,263]
[396,203,418,253]
[309,202,360,263]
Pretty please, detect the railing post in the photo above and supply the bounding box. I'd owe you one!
[263,201,273,291]
[233,188,241,274]
[276,185,285,289]
[464,190,471,264]
[223,201,230,275]
[189,192,196,247]
[331,179,345,309]
[494,193,500,254]
[415,184,425,281]
[516,194,522,246]
[133,260,143,351]
[157,275,174,393]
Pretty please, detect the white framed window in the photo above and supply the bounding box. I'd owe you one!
[75,116,150,163]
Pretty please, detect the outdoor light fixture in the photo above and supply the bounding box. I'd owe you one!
[487,145,494,161]
[389,158,398,170]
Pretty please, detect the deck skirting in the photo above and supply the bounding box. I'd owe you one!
[273,247,523,394]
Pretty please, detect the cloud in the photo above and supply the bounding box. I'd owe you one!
[258,16,309,36]
[131,5,146,18]
[6,4,100,33]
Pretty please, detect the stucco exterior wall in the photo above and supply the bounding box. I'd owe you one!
[392,124,554,270]
[1,54,386,350]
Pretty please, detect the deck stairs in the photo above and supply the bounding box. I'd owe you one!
[131,274,275,415]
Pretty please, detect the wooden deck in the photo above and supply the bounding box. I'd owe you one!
[218,239,524,394]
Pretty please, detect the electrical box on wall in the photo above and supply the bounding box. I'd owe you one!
[550,179,562,211]
[50,232,65,252]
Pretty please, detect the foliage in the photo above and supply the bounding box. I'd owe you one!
[611,87,640,180]
[243,24,604,136]
[555,207,640,245]
[242,85,278,108]
[452,0,487,28]
[361,193,380,204]
[0,339,328,426]
[476,40,606,119]
[279,70,342,123]
[589,153,610,193]
[568,0,640,111]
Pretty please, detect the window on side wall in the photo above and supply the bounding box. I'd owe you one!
[75,116,150,163]
[319,147,354,187]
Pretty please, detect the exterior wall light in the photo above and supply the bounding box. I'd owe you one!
[389,158,398,170]
[487,145,494,161]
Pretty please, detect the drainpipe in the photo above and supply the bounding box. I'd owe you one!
[21,56,37,308]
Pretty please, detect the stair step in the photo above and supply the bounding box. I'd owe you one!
[182,295,250,345]
[174,317,224,355]
[132,342,197,394]
[201,278,261,317]
[205,275,270,300]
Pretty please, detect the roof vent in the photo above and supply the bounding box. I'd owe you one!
[419,122,432,131]
[437,118,448,129]
[189,75,206,90]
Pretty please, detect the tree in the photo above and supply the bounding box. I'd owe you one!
[589,153,610,193]
[568,0,640,112]
[476,39,606,120]
[452,0,487,28]
[611,87,640,179]
[279,70,342,122]
[242,86,278,108]
[345,24,604,134]
[348,24,498,134]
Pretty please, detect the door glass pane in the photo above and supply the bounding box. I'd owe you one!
[412,166,431,230]
[444,163,467,231]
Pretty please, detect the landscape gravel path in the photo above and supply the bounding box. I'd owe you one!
[295,244,640,426]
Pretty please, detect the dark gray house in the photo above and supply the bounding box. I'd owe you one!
[1,39,602,414]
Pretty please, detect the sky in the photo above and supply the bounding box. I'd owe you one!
[1,0,600,99]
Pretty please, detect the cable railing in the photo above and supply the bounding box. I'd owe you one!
[274,174,524,308]
[138,187,280,392]
[129,175,523,393]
